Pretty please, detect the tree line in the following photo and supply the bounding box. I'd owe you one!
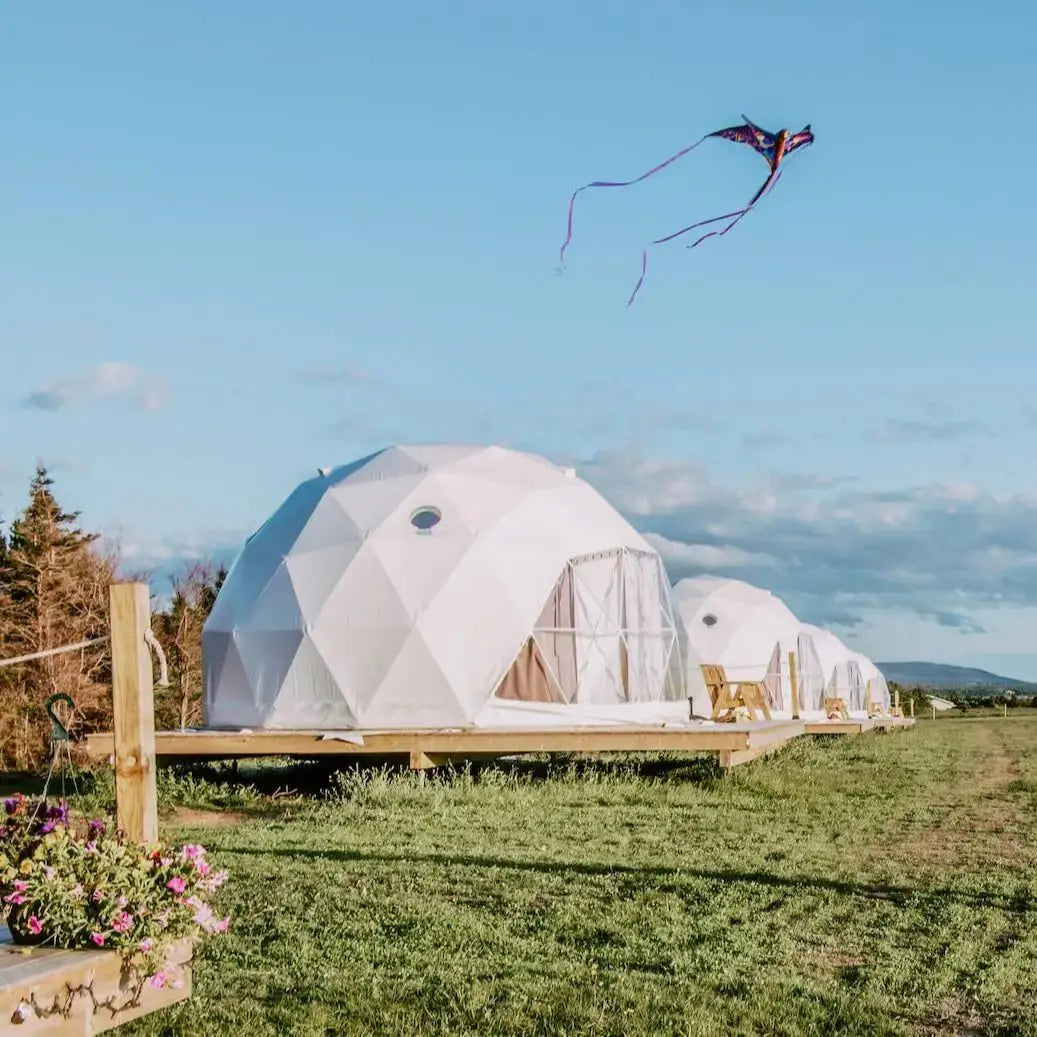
[0,464,225,772]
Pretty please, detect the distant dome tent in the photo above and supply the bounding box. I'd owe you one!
[797,626,891,717]
[847,649,892,715]
[202,444,686,731]
[797,623,853,713]
[670,576,822,718]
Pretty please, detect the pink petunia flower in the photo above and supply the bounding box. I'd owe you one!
[27,916,42,936]
[139,938,153,953]
[112,911,134,933]
[90,933,105,947]
[149,971,167,989]
[166,876,186,894]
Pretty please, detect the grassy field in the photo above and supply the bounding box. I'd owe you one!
[15,716,1037,1035]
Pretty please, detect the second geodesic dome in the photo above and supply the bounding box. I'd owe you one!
[670,576,824,717]
[202,444,686,730]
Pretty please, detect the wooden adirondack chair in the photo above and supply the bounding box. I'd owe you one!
[700,663,772,723]
[864,681,886,718]
[824,696,849,720]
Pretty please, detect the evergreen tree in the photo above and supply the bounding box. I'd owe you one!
[0,463,116,770]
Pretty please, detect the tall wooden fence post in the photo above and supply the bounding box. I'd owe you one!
[109,582,159,845]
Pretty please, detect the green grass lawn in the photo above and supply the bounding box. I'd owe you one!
[23,717,1037,1035]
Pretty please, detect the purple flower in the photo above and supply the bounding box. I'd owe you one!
[166,876,186,895]
[87,820,106,838]
[45,802,69,824]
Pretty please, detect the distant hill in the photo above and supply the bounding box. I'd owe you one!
[876,661,1037,692]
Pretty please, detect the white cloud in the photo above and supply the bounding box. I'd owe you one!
[23,362,169,413]
[642,533,775,570]
[573,449,1037,638]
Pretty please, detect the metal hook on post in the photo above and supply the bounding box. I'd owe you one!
[40,692,80,804]
[143,627,170,688]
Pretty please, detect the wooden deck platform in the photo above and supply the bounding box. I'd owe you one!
[803,716,916,736]
[86,720,807,771]
[0,926,191,1034]
[803,718,876,736]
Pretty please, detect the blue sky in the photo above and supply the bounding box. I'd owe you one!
[3,1,1037,675]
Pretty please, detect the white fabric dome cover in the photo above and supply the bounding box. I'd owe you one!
[670,576,820,717]
[203,444,685,730]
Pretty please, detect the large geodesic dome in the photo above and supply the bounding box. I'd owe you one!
[202,444,685,730]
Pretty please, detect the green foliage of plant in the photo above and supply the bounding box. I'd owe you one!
[0,792,230,991]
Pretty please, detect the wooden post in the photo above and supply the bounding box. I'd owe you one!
[787,651,799,719]
[110,582,159,845]
[909,697,915,718]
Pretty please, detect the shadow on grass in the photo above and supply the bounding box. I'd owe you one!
[149,751,728,799]
[230,844,1035,915]
[0,767,107,799]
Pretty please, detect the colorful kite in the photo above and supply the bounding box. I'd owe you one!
[558,116,814,305]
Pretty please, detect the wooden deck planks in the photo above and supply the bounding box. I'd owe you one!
[86,721,807,766]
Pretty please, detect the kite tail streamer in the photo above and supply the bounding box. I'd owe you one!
[625,169,785,305]
[625,250,649,308]
[559,135,710,264]
[683,168,782,250]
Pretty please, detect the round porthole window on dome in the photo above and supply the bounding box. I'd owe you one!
[701,613,718,627]
[409,506,442,533]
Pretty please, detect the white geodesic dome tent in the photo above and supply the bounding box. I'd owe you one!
[848,649,892,715]
[797,624,890,716]
[670,576,822,717]
[202,444,686,731]
[798,623,854,712]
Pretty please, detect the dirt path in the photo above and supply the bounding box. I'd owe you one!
[872,720,1035,873]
